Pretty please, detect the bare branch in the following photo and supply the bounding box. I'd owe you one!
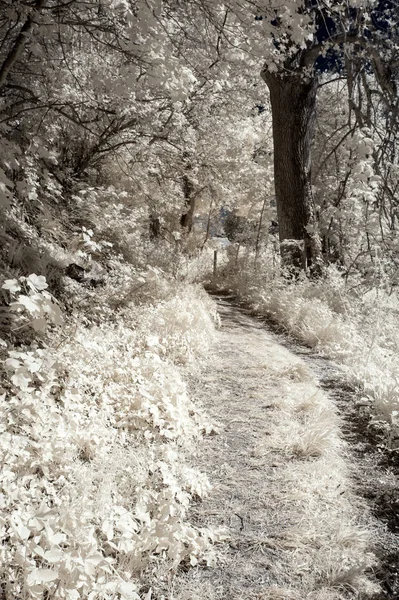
[0,0,47,89]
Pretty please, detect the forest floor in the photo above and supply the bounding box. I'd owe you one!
[167,295,399,600]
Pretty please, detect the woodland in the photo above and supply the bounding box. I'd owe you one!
[1,1,399,599]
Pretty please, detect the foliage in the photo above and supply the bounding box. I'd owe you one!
[0,267,220,598]
[1,1,399,595]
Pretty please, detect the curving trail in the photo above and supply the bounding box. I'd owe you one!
[169,296,395,600]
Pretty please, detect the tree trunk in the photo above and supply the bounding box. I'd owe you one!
[180,174,196,232]
[149,215,161,239]
[254,194,267,268]
[261,70,321,270]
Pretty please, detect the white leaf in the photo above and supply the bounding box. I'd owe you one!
[27,274,48,291]
[44,525,66,545]
[27,568,58,584]
[11,370,32,390]
[10,295,40,314]
[10,517,30,540]
[44,549,64,563]
[102,519,114,541]
[5,358,21,369]
[30,317,48,332]
[85,552,105,566]
[44,301,63,325]
[2,279,20,293]
[119,581,140,599]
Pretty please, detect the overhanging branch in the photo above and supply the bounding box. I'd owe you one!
[0,0,47,89]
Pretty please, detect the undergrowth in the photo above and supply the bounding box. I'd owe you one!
[0,184,220,599]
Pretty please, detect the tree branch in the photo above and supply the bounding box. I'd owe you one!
[0,0,47,89]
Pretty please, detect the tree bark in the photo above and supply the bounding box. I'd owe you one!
[180,174,196,232]
[261,69,321,270]
[149,215,161,239]
[0,0,47,90]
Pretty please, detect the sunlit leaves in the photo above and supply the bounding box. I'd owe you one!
[2,275,63,332]
[0,271,217,598]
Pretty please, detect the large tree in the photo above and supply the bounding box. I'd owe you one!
[255,1,398,270]
[175,0,399,270]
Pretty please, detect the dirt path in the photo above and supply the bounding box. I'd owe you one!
[170,297,391,600]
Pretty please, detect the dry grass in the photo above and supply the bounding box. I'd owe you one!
[257,588,301,600]
[169,302,380,600]
[279,362,315,382]
[290,408,340,458]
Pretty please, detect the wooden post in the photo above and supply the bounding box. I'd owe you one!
[213,250,217,276]
[235,244,240,266]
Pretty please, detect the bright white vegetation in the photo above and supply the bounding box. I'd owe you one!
[0,273,219,599]
[1,0,399,597]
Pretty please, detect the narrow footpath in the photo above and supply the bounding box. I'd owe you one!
[169,296,398,600]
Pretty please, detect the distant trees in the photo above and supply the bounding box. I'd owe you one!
[2,0,399,277]
[0,0,270,260]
